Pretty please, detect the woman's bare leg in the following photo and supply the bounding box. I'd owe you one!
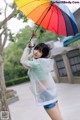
[45,103,63,120]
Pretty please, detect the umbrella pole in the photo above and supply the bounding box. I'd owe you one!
[30,3,53,41]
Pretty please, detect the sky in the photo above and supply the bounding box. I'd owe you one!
[0,0,80,34]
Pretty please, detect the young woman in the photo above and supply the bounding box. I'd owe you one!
[20,40,63,120]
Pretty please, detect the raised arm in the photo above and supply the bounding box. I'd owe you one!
[20,47,31,69]
[20,35,38,69]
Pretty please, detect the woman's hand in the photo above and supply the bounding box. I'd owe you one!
[32,30,36,37]
[27,41,31,48]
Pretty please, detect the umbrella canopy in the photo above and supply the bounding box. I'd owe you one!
[15,0,78,36]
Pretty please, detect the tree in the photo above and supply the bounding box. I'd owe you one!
[0,0,27,119]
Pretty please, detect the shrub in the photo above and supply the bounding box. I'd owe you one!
[6,76,29,87]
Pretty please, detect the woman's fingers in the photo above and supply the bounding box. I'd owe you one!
[27,41,31,47]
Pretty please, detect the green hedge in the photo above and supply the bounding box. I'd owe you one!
[6,76,30,87]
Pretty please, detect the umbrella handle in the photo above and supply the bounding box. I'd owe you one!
[28,35,35,48]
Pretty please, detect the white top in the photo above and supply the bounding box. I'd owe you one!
[20,47,58,106]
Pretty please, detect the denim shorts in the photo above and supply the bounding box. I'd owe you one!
[43,101,58,110]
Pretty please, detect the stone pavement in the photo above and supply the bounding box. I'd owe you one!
[8,83,80,120]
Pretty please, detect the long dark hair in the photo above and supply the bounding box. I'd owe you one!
[34,43,50,58]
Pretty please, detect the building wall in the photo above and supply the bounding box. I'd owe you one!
[74,8,80,33]
[51,47,80,83]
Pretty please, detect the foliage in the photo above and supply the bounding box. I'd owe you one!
[16,10,28,22]
[6,76,29,87]
[8,32,15,42]
[4,26,32,81]
[4,44,27,81]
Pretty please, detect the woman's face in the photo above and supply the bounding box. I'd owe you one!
[33,49,43,59]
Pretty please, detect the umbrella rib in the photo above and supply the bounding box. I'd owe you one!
[27,2,50,20]
[46,4,60,34]
[28,2,52,41]
[61,11,74,36]
[32,3,53,32]
[57,7,59,34]
[46,5,53,29]
[35,7,49,31]
[30,4,53,40]
[62,13,68,36]
[36,4,52,29]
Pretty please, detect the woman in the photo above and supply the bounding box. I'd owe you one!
[20,37,63,120]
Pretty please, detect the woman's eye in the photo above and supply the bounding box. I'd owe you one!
[39,50,42,52]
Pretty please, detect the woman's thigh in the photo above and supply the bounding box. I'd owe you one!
[45,103,63,120]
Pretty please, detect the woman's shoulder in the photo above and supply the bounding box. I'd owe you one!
[37,58,53,66]
[38,58,53,62]
[38,58,53,71]
[33,58,54,66]
[38,58,51,60]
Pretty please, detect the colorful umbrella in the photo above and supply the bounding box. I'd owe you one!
[14,0,78,36]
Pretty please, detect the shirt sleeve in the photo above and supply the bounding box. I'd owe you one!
[46,59,54,72]
[20,47,31,69]
[20,47,39,69]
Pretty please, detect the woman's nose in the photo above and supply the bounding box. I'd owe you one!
[34,50,38,54]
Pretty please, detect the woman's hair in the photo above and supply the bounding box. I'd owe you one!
[34,43,50,58]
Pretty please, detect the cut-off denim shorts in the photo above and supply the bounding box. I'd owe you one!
[40,90,58,110]
[43,101,58,110]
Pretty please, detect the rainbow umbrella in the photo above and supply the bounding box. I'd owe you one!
[14,0,78,37]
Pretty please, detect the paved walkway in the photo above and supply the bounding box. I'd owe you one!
[8,83,80,120]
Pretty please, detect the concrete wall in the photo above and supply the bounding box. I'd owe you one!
[51,47,80,84]
[74,8,80,33]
